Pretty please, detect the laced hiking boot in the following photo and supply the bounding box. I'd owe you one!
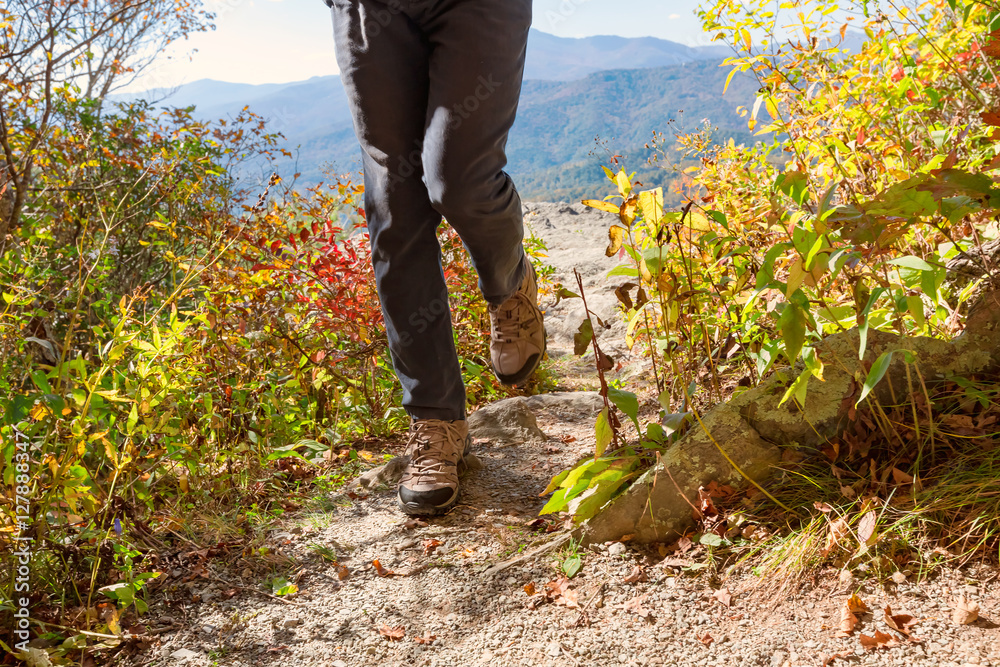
[397,419,471,516]
[489,258,546,386]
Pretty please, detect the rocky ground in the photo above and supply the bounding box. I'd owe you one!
[119,203,999,667]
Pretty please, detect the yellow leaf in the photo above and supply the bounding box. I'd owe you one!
[620,195,639,227]
[616,170,632,197]
[179,474,189,493]
[581,199,620,215]
[606,226,628,257]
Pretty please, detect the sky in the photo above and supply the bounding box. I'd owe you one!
[127,0,712,91]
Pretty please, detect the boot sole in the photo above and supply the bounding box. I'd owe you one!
[495,328,547,387]
[397,438,472,517]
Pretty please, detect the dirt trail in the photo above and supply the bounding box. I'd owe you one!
[123,203,999,667]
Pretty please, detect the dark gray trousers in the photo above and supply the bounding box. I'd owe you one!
[328,0,531,422]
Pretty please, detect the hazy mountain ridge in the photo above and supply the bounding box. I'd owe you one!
[124,30,758,200]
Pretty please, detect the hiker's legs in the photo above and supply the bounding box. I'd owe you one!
[330,0,466,421]
[419,0,533,306]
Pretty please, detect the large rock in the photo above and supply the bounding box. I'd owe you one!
[582,298,1000,544]
[468,396,548,444]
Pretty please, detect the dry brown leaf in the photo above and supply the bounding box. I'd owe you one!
[839,484,857,500]
[541,577,580,608]
[657,544,669,558]
[837,605,858,637]
[623,594,651,618]
[422,539,443,555]
[712,587,732,608]
[378,624,405,641]
[413,633,436,645]
[883,605,918,636]
[372,560,397,577]
[821,651,851,666]
[523,582,536,596]
[859,630,900,651]
[335,564,350,580]
[697,631,713,646]
[401,519,428,530]
[814,501,834,513]
[847,594,869,614]
[623,566,648,584]
[823,517,850,555]
[952,597,979,625]
[676,536,693,553]
[857,511,877,544]
[890,467,913,485]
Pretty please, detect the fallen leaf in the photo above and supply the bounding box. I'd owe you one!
[676,536,693,553]
[839,484,857,500]
[814,501,834,513]
[335,564,350,580]
[859,630,900,651]
[657,544,669,558]
[620,534,635,542]
[697,630,713,646]
[890,467,914,485]
[372,560,397,577]
[883,605,918,636]
[846,594,869,614]
[857,511,877,544]
[542,577,579,608]
[378,624,405,641]
[821,651,851,666]
[622,594,651,618]
[823,517,850,555]
[401,519,428,530]
[422,539,442,555]
[712,587,732,608]
[523,582,536,596]
[837,604,858,637]
[413,633,436,645]
[952,597,979,625]
[623,566,647,584]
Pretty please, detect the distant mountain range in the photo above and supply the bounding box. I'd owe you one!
[124,30,758,202]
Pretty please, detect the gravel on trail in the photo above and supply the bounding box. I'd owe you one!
[124,203,999,667]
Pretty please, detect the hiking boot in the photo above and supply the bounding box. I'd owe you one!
[397,419,471,516]
[489,257,546,386]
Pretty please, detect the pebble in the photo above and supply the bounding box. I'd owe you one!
[608,542,627,557]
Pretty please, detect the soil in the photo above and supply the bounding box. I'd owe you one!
[118,202,999,667]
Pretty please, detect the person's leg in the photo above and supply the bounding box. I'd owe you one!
[413,0,544,386]
[329,0,466,421]
[416,0,534,307]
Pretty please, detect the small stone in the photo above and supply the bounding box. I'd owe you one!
[772,650,788,666]
[547,642,562,657]
[333,661,348,667]
[170,648,199,660]
[283,618,302,629]
[608,542,627,557]
[241,567,253,578]
[892,571,908,584]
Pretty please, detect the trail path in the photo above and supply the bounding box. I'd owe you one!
[124,203,999,667]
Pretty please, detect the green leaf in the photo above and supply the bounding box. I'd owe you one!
[540,486,573,515]
[856,350,896,407]
[699,533,725,547]
[594,407,614,458]
[777,301,807,364]
[561,555,582,578]
[540,469,570,496]
[271,578,298,596]
[607,387,639,432]
[776,171,810,206]
[887,255,934,272]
